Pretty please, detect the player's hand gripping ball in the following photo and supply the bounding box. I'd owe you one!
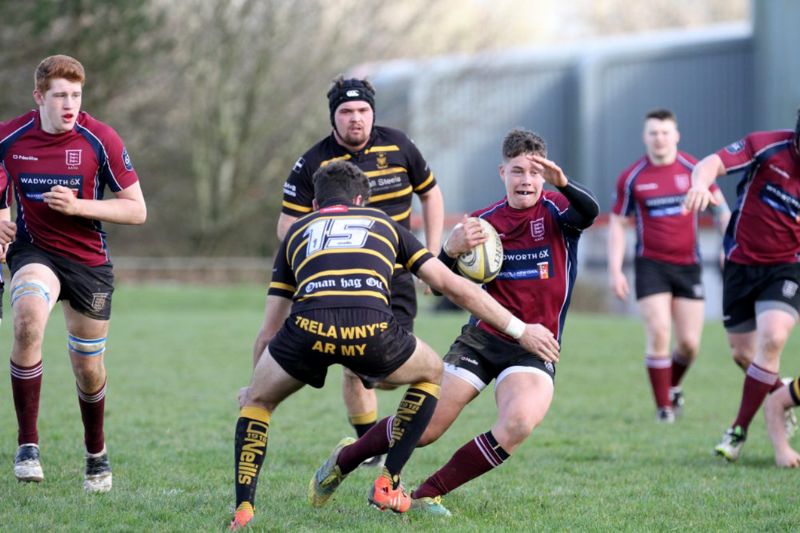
[457,218,503,283]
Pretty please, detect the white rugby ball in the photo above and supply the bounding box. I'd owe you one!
[457,218,503,283]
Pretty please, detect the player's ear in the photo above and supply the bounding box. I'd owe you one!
[353,194,364,206]
[33,89,44,106]
[312,199,319,211]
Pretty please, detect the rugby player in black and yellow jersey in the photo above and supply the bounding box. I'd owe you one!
[277,76,445,458]
[230,161,557,529]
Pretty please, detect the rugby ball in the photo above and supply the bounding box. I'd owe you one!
[457,218,503,283]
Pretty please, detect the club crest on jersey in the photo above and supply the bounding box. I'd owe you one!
[530,218,545,241]
[376,152,388,170]
[65,149,81,167]
[725,140,745,155]
[674,173,690,190]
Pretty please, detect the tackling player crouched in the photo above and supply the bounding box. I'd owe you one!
[308,128,598,516]
[229,160,556,529]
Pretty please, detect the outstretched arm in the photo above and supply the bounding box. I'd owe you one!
[418,258,561,361]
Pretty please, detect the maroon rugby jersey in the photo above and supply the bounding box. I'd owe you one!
[0,110,139,266]
[471,190,585,342]
[717,130,800,265]
[612,152,718,265]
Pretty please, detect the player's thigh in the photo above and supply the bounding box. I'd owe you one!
[671,297,705,346]
[420,371,479,446]
[246,349,305,412]
[382,336,442,387]
[495,371,554,430]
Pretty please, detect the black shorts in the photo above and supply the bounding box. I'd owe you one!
[722,261,800,332]
[634,257,703,300]
[443,324,556,391]
[6,241,114,320]
[268,308,417,389]
[390,269,417,332]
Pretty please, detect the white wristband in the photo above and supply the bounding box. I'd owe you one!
[503,316,525,339]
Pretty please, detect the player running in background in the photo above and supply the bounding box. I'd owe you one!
[231,161,557,529]
[608,109,729,422]
[277,76,444,456]
[0,55,147,492]
[307,128,598,516]
[684,109,800,462]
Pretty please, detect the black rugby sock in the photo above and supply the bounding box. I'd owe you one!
[384,382,440,488]
[234,406,271,509]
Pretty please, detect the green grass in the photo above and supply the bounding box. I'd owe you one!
[1,284,800,531]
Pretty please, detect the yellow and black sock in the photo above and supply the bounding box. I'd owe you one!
[234,406,271,509]
[384,382,440,488]
[349,410,378,438]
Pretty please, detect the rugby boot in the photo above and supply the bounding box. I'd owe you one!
[715,425,746,462]
[84,446,112,493]
[368,476,411,513]
[411,495,452,517]
[308,437,356,507]
[14,443,43,483]
[229,502,254,531]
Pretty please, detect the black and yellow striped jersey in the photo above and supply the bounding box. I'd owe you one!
[268,204,434,313]
[281,126,437,229]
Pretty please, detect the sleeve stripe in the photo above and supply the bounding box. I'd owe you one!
[413,171,435,191]
[269,281,295,291]
[405,248,430,269]
[282,200,313,213]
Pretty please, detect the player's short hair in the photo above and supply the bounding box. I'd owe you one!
[313,161,371,206]
[645,108,677,125]
[35,55,85,94]
[327,75,376,125]
[502,128,547,160]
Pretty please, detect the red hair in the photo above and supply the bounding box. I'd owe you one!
[35,55,85,94]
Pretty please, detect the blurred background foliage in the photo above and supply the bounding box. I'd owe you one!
[0,0,747,257]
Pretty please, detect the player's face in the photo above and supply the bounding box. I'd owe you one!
[333,101,373,151]
[643,118,679,165]
[33,78,82,134]
[499,153,545,209]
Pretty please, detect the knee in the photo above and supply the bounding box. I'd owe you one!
[13,312,45,348]
[761,329,790,358]
[675,340,699,360]
[499,415,536,448]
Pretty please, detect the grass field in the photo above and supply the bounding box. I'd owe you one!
[1,284,799,531]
